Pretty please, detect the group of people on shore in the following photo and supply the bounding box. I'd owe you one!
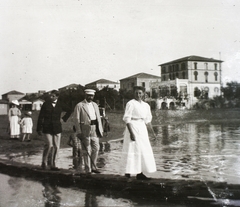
[8,100,33,142]
[9,86,157,180]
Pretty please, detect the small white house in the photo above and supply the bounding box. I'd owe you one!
[32,99,44,111]
[0,100,9,115]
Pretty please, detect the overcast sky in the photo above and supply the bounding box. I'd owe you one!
[0,0,240,96]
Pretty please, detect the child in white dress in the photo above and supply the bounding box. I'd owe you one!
[20,111,33,142]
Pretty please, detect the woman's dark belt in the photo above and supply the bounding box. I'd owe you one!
[131,118,143,120]
[90,120,97,125]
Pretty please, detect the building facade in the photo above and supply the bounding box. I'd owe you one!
[2,90,25,102]
[85,79,120,91]
[153,56,223,109]
[120,72,161,93]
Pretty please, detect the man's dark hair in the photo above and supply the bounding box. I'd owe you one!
[51,90,60,97]
[133,86,145,92]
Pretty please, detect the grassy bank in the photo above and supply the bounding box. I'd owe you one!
[1,108,240,154]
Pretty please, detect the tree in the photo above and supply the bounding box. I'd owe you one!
[222,81,240,100]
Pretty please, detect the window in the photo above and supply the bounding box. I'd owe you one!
[182,72,186,79]
[194,71,198,81]
[180,85,187,95]
[194,87,201,97]
[214,87,219,93]
[181,63,185,70]
[194,62,197,69]
[205,63,208,70]
[142,82,145,87]
[204,87,209,99]
[214,63,218,70]
[162,67,166,73]
[214,72,218,81]
[176,64,179,71]
[162,75,166,81]
[204,72,208,83]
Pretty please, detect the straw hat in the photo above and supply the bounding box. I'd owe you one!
[11,100,19,106]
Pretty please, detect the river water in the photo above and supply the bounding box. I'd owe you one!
[1,122,240,206]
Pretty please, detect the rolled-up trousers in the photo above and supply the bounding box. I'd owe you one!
[81,125,100,173]
[42,133,61,167]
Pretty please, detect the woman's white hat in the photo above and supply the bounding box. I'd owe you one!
[11,100,19,106]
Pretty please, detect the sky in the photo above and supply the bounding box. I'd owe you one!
[0,0,240,96]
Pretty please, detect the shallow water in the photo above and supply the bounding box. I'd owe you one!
[1,122,240,206]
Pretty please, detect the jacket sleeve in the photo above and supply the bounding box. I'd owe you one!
[61,102,72,122]
[73,103,82,134]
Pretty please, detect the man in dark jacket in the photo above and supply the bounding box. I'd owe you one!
[37,90,72,170]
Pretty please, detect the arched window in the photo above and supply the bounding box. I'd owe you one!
[204,87,209,99]
[214,72,218,81]
[214,87,219,93]
[204,72,208,83]
[181,63,185,70]
[194,71,198,81]
[194,87,201,97]
[194,62,197,69]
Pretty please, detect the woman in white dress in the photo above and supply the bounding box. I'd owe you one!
[8,100,21,139]
[121,86,157,180]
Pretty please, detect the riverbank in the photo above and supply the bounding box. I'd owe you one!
[1,108,240,154]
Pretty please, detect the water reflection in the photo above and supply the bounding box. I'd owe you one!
[42,180,61,207]
[0,173,137,207]
[151,123,240,184]
[1,123,240,185]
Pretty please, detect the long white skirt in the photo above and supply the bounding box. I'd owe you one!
[9,116,20,138]
[121,120,156,174]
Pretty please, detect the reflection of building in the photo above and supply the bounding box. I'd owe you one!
[120,72,161,93]
[85,79,120,91]
[153,56,223,109]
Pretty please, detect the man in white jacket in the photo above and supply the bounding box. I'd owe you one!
[73,89,103,174]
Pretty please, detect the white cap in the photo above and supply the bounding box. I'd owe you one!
[25,111,32,116]
[11,100,19,106]
[84,89,95,95]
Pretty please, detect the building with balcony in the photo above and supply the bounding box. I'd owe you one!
[153,55,223,109]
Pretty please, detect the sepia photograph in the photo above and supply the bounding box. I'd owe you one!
[0,0,240,206]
